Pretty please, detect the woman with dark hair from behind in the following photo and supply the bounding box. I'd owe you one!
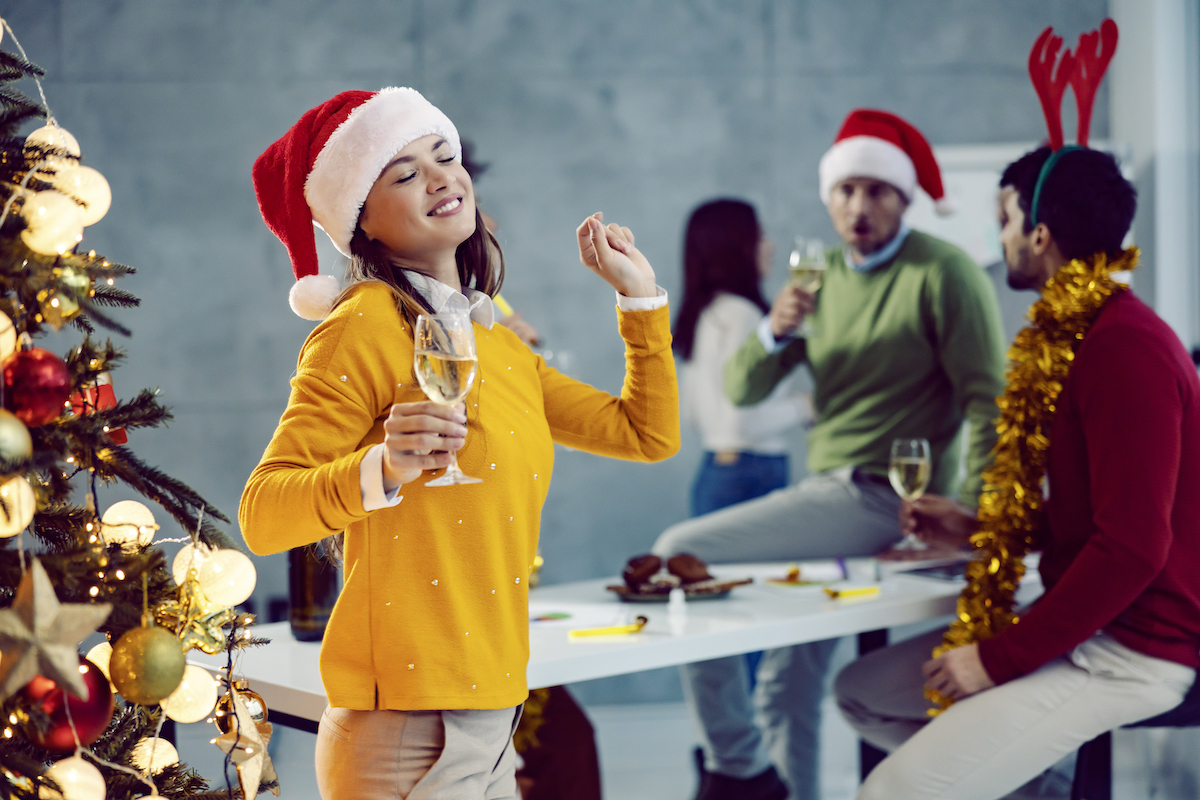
[675,199,808,518]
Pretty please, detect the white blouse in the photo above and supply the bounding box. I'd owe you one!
[681,292,809,455]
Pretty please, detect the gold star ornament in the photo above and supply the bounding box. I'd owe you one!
[0,558,112,701]
[155,576,238,654]
[212,688,279,797]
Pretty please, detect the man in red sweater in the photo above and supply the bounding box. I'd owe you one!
[834,146,1200,799]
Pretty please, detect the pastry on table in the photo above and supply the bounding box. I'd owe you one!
[608,552,751,602]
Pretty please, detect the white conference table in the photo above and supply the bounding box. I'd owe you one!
[189,559,1026,737]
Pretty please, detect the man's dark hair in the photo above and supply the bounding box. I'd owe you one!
[999,146,1136,261]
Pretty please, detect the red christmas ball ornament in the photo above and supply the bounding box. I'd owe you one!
[3,347,71,426]
[21,656,114,752]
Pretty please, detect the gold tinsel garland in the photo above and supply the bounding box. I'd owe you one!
[927,247,1139,712]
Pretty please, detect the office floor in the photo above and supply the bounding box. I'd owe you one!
[175,685,1197,800]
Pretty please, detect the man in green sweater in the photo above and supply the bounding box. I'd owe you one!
[653,110,1007,800]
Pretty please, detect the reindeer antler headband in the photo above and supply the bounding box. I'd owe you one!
[1028,18,1119,224]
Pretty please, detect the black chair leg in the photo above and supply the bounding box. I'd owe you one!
[1071,731,1112,800]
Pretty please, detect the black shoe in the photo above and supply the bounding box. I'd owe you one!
[693,765,789,800]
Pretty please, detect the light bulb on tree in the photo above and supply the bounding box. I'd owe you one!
[161,665,217,724]
[172,541,213,585]
[0,311,17,361]
[86,641,113,682]
[0,474,36,537]
[19,190,84,256]
[47,164,111,227]
[23,124,81,160]
[129,736,180,775]
[198,549,257,608]
[0,409,33,462]
[100,500,158,549]
[40,755,106,800]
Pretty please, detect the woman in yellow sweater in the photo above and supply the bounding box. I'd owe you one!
[242,88,679,799]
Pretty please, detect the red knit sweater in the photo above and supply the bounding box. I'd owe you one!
[979,290,1200,685]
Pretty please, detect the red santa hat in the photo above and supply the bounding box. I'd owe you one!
[818,109,953,216]
[253,87,461,320]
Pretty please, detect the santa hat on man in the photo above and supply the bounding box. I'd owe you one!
[818,109,954,216]
[253,87,461,320]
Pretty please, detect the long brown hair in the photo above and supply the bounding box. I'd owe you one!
[321,205,504,565]
[673,199,769,360]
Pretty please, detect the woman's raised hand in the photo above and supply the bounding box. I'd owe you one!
[576,212,657,298]
[381,401,467,492]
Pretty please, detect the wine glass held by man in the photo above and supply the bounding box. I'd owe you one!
[241,87,678,800]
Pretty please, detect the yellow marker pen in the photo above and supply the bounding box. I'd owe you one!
[493,294,515,318]
[568,616,648,638]
[823,585,880,600]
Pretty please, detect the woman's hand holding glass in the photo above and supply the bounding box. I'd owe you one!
[412,312,482,486]
[576,212,657,298]
[381,401,468,492]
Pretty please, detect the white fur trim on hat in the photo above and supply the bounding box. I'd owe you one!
[304,87,461,258]
[818,136,917,205]
[289,274,341,321]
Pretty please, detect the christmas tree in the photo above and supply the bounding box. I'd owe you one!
[0,22,277,800]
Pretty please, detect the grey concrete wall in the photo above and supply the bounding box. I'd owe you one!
[5,0,1107,704]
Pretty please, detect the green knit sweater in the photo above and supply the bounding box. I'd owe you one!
[725,230,1007,505]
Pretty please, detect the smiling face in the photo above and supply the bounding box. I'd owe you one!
[827,177,909,258]
[358,135,476,271]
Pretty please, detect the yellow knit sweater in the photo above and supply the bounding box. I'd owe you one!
[240,282,679,710]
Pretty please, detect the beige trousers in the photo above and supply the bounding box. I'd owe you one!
[835,629,1194,800]
[314,705,522,800]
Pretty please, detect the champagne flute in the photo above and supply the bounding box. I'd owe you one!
[413,312,483,487]
[788,236,827,336]
[889,438,932,550]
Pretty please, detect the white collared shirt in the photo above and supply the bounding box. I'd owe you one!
[402,269,497,329]
[359,275,668,511]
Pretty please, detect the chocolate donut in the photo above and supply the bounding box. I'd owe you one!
[667,553,713,584]
[623,554,662,588]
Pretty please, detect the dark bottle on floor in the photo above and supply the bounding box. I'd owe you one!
[288,545,339,641]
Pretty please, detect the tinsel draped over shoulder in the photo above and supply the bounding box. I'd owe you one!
[928,247,1140,712]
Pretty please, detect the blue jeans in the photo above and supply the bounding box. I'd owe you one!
[690,451,789,517]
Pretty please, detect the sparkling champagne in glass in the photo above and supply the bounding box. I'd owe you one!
[889,438,932,550]
[788,236,826,336]
[414,312,482,487]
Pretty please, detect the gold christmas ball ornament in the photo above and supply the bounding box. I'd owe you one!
[109,623,185,705]
[39,755,105,800]
[171,541,213,586]
[0,474,36,538]
[129,736,179,775]
[36,289,79,329]
[0,410,32,463]
[56,265,93,298]
[19,191,83,256]
[214,679,268,734]
[23,125,81,160]
[161,665,217,724]
[46,164,111,227]
[0,312,16,361]
[197,549,257,608]
[100,500,158,549]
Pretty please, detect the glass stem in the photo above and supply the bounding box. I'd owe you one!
[443,450,466,479]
